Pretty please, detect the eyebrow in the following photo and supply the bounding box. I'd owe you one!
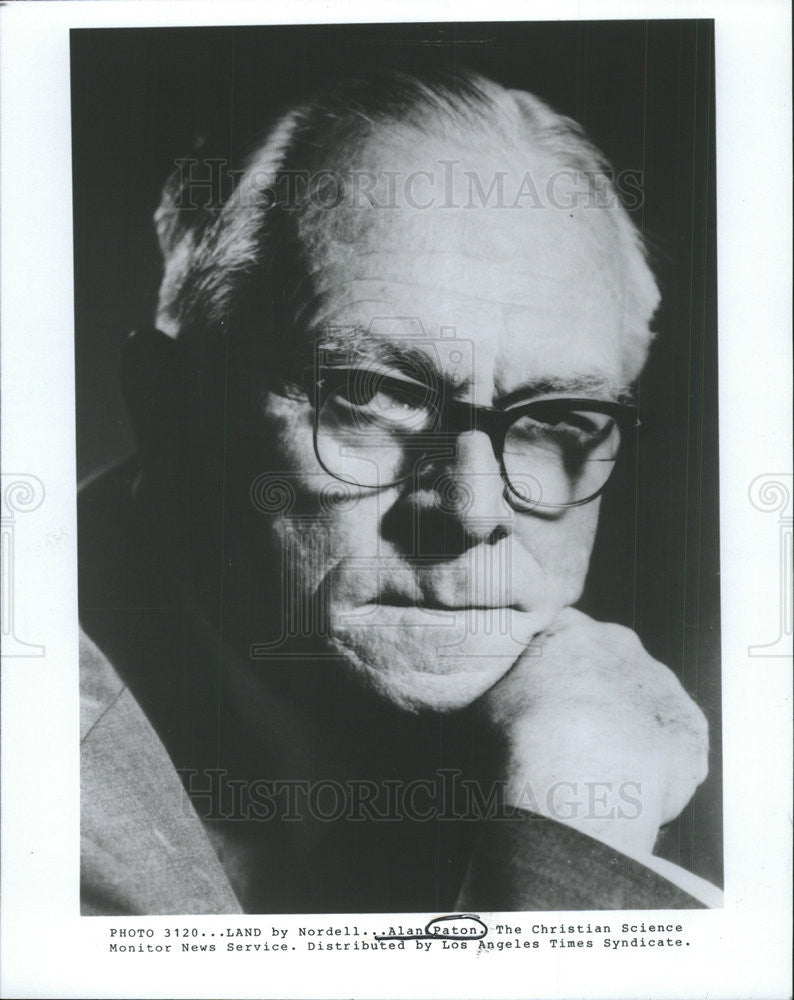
[497,375,634,409]
[312,327,465,389]
[311,326,633,406]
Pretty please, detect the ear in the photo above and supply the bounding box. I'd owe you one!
[121,327,187,462]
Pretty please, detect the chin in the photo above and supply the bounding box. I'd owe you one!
[367,667,510,713]
[326,605,554,713]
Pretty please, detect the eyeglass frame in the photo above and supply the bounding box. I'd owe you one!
[308,366,640,510]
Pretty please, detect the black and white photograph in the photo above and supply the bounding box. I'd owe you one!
[0,3,791,999]
[72,20,723,915]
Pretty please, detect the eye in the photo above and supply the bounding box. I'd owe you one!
[327,371,436,431]
[507,407,618,456]
[550,410,613,441]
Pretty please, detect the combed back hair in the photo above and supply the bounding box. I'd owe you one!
[154,67,660,382]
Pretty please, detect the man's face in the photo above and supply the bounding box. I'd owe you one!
[237,148,632,713]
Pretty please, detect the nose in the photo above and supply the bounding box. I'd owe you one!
[434,430,513,545]
[381,429,514,559]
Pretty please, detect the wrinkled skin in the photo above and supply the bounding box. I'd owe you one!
[476,608,709,856]
[184,147,708,859]
[244,149,629,712]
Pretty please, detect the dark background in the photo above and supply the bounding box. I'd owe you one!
[71,20,721,885]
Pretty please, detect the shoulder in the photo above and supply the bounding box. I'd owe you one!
[80,630,241,915]
[80,629,125,742]
[458,808,719,910]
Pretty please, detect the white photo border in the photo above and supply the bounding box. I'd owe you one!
[1,2,791,998]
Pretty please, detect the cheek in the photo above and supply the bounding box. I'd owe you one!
[244,394,402,603]
[515,502,600,606]
[267,499,384,587]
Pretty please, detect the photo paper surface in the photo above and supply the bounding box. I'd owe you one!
[0,3,790,998]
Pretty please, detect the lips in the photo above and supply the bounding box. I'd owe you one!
[323,548,542,624]
[381,598,522,611]
[378,586,529,614]
[335,601,532,638]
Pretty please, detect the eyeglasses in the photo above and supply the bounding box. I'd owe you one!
[311,367,637,509]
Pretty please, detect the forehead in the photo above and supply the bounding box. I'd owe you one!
[296,148,632,400]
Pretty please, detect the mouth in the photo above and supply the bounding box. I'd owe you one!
[377,590,527,613]
[383,600,522,612]
[328,598,545,688]
[334,599,533,632]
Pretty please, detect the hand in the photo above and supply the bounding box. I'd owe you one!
[473,607,709,858]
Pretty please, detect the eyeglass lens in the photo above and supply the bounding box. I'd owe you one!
[314,373,622,508]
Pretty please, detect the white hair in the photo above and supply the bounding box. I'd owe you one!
[154,68,660,381]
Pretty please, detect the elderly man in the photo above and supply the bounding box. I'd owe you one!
[79,67,720,914]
